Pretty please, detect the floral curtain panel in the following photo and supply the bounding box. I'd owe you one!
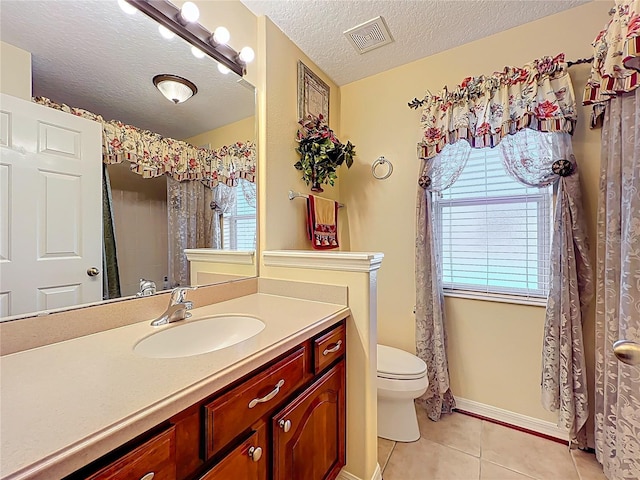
[418,54,577,161]
[594,89,640,480]
[500,131,595,447]
[415,56,593,439]
[584,0,640,124]
[33,96,256,185]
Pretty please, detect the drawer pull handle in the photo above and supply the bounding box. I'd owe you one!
[248,379,285,409]
[248,446,263,462]
[323,340,343,356]
[279,419,292,433]
[140,473,155,480]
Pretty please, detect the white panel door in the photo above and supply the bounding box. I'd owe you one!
[0,93,102,317]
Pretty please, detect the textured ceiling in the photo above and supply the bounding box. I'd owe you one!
[0,1,255,140]
[241,0,589,86]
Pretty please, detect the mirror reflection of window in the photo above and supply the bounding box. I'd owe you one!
[222,179,257,250]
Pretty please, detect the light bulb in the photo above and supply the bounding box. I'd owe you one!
[180,2,199,23]
[238,47,255,64]
[158,25,175,40]
[191,46,205,59]
[212,26,230,45]
[217,63,231,75]
[118,0,137,15]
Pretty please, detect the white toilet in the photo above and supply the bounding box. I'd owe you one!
[377,344,429,442]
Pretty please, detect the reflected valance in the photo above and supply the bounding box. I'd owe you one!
[418,54,577,161]
[33,96,256,186]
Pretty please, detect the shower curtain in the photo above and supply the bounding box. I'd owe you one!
[102,163,121,299]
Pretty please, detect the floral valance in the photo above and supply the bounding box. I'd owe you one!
[33,96,256,186]
[583,0,640,122]
[418,54,577,161]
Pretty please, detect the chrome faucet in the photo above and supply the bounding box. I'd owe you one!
[136,278,157,297]
[150,286,197,327]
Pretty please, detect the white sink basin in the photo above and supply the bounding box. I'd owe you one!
[133,315,265,358]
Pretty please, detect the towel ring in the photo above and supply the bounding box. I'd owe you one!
[372,156,393,180]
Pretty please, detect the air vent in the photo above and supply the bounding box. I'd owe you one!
[344,16,394,54]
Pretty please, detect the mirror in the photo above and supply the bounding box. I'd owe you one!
[0,0,257,320]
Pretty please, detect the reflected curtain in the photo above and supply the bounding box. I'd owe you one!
[167,178,214,287]
[211,183,236,249]
[594,89,640,480]
[101,163,121,299]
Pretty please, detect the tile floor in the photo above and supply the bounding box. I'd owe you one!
[378,409,608,480]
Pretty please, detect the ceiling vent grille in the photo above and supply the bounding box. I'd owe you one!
[344,16,394,54]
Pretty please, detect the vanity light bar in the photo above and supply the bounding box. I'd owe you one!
[126,0,246,77]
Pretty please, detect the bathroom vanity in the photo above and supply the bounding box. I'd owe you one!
[0,294,349,480]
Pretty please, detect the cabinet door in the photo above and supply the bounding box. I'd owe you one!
[272,363,345,480]
[199,422,267,480]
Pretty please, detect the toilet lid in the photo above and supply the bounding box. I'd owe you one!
[377,344,427,380]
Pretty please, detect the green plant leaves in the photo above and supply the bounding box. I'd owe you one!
[294,115,356,187]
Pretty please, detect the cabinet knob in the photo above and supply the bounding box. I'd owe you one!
[279,419,292,433]
[140,473,155,480]
[248,446,262,462]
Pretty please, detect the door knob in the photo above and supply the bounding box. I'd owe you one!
[86,267,100,277]
[613,340,640,366]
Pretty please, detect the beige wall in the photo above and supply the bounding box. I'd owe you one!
[0,41,32,100]
[261,263,379,480]
[340,0,610,426]
[108,163,168,297]
[257,17,346,254]
[186,115,255,150]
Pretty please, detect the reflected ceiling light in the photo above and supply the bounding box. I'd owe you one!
[153,74,198,104]
[179,1,199,23]
[191,46,205,59]
[238,47,255,64]
[158,25,175,40]
[118,0,137,15]
[217,63,230,75]
[212,26,230,45]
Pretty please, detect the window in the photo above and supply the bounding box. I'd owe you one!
[434,147,552,300]
[222,179,256,250]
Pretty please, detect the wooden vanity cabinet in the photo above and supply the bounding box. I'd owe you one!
[199,422,267,480]
[272,363,345,480]
[69,319,346,480]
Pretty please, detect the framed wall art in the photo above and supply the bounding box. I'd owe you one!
[297,61,330,122]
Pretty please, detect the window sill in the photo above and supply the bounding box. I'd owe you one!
[443,290,547,307]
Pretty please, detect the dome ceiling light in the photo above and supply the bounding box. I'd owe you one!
[125,0,255,77]
[153,74,198,104]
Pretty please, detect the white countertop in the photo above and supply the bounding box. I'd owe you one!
[0,293,349,480]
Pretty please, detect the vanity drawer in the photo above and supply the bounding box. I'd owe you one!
[86,426,176,480]
[204,347,307,458]
[313,323,345,374]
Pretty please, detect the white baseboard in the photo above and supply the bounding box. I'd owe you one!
[337,463,382,480]
[454,397,569,442]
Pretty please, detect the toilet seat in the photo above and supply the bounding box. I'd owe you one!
[377,344,427,380]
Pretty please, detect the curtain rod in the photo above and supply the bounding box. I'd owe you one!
[407,56,595,110]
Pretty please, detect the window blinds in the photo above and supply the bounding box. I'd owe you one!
[434,147,552,298]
